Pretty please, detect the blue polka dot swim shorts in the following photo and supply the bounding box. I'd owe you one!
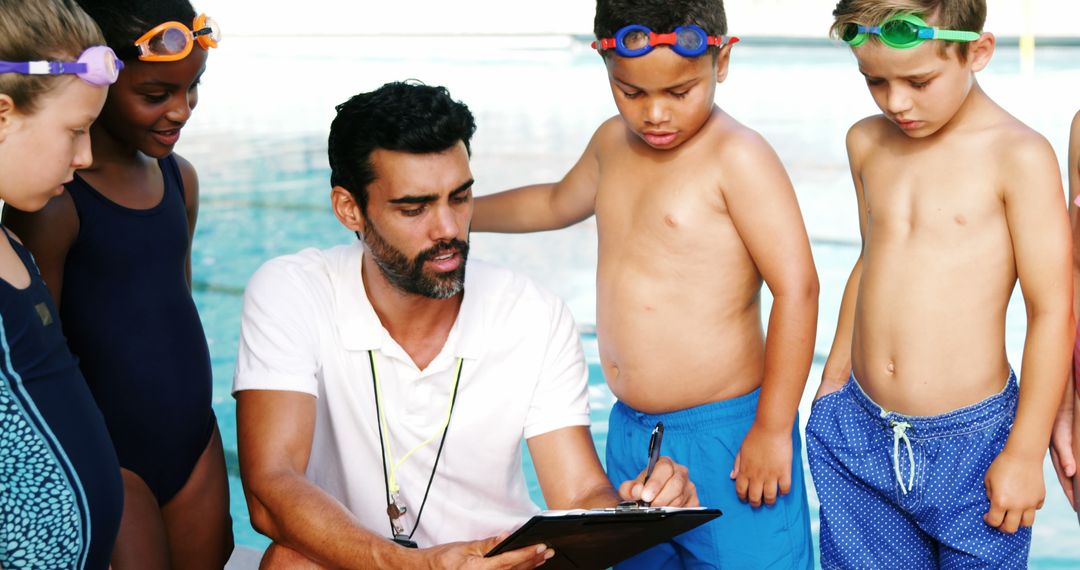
[806,372,1030,569]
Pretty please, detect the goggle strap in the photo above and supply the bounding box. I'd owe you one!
[0,61,29,73]
[0,61,90,75]
[706,35,739,46]
[192,27,214,38]
[934,29,980,42]
[49,61,88,75]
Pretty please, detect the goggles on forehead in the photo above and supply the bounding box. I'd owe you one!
[592,24,739,58]
[0,45,123,86]
[842,13,980,49]
[131,13,220,62]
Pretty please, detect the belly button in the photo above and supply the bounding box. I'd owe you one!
[886,362,896,375]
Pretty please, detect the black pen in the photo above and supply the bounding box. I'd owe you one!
[641,421,664,507]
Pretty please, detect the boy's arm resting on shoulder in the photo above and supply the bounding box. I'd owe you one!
[984,134,1074,534]
[175,154,199,289]
[471,124,605,233]
[819,123,873,397]
[719,129,819,508]
[1,194,79,306]
[1050,111,1080,508]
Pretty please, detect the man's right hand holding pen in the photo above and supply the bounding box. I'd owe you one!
[617,421,699,508]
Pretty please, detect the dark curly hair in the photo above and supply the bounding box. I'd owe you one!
[75,0,196,60]
[328,81,477,213]
[594,0,728,59]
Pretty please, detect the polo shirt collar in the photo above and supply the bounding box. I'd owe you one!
[333,242,487,360]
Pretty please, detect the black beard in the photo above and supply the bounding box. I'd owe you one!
[362,218,469,299]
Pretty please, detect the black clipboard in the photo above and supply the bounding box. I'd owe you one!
[485,506,721,569]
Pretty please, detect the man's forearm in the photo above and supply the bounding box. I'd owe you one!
[251,472,416,569]
[569,482,624,510]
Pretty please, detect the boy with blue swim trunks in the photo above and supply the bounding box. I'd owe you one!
[474,1,818,567]
[811,1,1073,567]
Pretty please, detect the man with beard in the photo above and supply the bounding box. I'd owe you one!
[232,82,698,569]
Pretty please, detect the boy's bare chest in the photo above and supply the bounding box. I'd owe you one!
[861,151,1003,235]
[595,156,728,236]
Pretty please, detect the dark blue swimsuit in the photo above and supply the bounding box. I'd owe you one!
[61,155,215,505]
[0,230,123,569]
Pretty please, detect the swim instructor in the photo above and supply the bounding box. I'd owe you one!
[233,81,697,569]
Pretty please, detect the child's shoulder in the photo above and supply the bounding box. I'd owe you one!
[168,153,200,208]
[170,153,198,187]
[702,111,783,168]
[846,114,895,146]
[983,115,1055,169]
[593,115,627,145]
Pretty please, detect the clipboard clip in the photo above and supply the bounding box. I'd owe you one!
[610,501,665,513]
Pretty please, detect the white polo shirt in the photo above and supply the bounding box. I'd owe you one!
[233,242,590,547]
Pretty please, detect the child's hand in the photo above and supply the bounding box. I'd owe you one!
[1050,387,1077,508]
[813,375,848,402]
[730,423,792,508]
[983,449,1046,533]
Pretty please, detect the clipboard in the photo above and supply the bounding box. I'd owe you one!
[485,505,721,569]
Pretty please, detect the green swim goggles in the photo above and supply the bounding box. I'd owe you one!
[842,13,980,49]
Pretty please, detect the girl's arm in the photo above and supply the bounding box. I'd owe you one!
[1052,111,1080,508]
[1,194,79,306]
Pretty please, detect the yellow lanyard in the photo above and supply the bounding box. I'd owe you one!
[370,350,463,542]
[371,352,463,494]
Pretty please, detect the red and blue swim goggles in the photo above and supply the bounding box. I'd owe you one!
[592,24,739,58]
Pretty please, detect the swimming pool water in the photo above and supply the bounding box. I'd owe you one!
[181,36,1080,563]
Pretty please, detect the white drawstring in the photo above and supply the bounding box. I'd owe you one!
[891,420,915,494]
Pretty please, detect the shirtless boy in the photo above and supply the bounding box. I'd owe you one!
[810,1,1073,567]
[473,1,818,567]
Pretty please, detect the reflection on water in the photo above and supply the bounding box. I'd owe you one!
[181,37,1080,563]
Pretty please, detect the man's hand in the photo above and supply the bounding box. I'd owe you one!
[263,537,555,570]
[426,535,554,570]
[1050,385,1077,509]
[730,423,793,508]
[984,449,1046,533]
[617,456,698,507]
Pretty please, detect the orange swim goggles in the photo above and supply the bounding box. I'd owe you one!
[131,13,220,62]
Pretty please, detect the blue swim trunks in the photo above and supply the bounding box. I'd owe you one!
[806,372,1029,569]
[606,390,814,569]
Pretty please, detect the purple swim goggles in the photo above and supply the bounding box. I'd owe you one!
[0,45,124,86]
